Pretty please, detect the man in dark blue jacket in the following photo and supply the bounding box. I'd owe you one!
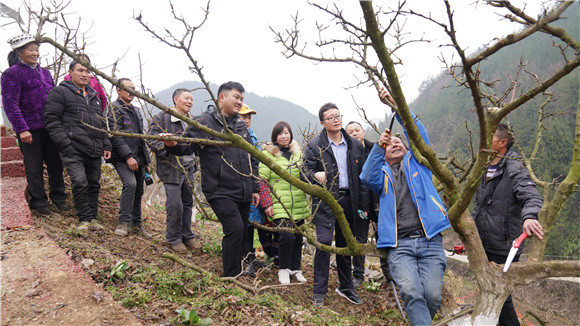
[303,103,369,307]
[360,89,450,326]
[107,78,151,238]
[473,123,544,326]
[44,60,111,233]
[162,82,260,277]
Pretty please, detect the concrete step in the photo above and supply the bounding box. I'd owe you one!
[1,161,26,178]
[1,147,23,162]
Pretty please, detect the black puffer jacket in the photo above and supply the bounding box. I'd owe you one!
[166,109,259,203]
[106,99,150,165]
[44,80,111,157]
[473,150,543,256]
[302,129,369,228]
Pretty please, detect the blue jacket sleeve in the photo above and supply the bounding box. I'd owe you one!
[360,143,387,195]
[396,111,430,161]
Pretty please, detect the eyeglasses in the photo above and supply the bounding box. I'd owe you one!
[323,115,343,122]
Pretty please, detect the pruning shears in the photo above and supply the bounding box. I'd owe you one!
[503,232,528,272]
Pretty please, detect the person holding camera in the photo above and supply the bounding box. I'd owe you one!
[106,78,152,238]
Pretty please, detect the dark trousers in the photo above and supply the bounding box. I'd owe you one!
[163,178,195,245]
[352,216,369,280]
[274,218,304,271]
[244,226,279,262]
[209,198,251,277]
[113,162,145,226]
[488,252,521,326]
[60,150,101,222]
[17,129,66,209]
[313,195,355,294]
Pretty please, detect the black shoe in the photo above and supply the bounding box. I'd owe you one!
[252,259,267,268]
[31,205,52,216]
[353,277,364,289]
[54,201,70,211]
[312,293,325,307]
[335,288,362,305]
[243,262,256,277]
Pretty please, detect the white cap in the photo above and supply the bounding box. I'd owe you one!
[7,34,36,50]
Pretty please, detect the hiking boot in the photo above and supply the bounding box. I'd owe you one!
[77,221,91,233]
[114,223,129,236]
[278,268,290,285]
[170,242,187,253]
[353,277,364,289]
[31,205,52,217]
[183,238,202,250]
[89,219,105,230]
[335,288,362,305]
[312,293,325,307]
[130,225,153,239]
[54,201,70,211]
[291,270,307,283]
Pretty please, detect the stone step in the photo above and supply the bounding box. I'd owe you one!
[1,126,7,137]
[1,137,18,148]
[1,147,23,162]
[1,161,26,178]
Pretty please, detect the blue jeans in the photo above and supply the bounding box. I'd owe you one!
[388,234,446,326]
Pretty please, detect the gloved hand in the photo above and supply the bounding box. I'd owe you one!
[357,209,368,220]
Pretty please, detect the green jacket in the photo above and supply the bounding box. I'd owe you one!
[259,141,310,220]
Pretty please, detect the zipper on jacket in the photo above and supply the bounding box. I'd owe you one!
[383,168,398,247]
[406,155,428,239]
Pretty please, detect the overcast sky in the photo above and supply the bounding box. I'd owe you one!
[1,0,547,125]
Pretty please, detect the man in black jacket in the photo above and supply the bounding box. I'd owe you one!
[107,78,151,238]
[44,60,112,233]
[162,81,260,277]
[473,123,544,326]
[345,121,389,288]
[303,104,369,307]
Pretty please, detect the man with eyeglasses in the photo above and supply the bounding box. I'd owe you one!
[302,103,369,307]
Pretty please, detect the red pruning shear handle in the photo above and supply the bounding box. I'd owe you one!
[503,232,528,272]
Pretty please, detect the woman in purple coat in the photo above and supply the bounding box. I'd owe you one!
[1,34,68,216]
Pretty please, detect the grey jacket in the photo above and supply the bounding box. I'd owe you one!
[473,150,543,256]
[147,111,196,184]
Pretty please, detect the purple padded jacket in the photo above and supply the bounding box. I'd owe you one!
[1,62,55,134]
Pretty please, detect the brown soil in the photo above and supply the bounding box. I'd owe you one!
[1,226,141,325]
[2,170,578,325]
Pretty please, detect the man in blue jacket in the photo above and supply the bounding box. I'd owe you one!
[360,89,450,326]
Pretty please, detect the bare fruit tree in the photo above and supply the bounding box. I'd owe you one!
[14,0,580,323]
[273,0,580,323]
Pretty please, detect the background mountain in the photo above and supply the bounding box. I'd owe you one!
[152,81,320,143]
[375,4,579,259]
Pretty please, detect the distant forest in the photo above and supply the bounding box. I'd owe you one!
[374,5,579,259]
